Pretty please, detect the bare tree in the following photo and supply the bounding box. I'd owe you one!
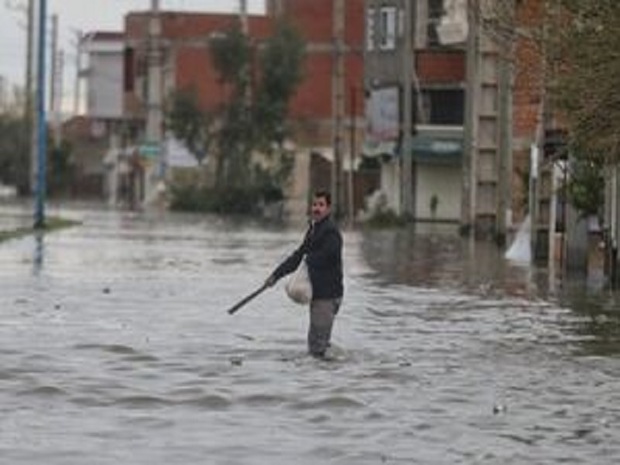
[476,0,620,161]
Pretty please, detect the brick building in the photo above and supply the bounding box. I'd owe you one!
[123,12,273,120]
[120,1,368,218]
[364,0,467,221]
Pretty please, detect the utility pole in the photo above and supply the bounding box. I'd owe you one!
[348,85,357,224]
[145,0,164,203]
[401,0,414,219]
[239,0,250,112]
[23,0,36,194]
[49,14,57,115]
[52,49,64,146]
[239,0,248,34]
[497,1,515,245]
[73,30,82,115]
[332,0,345,220]
[461,0,479,233]
[49,13,61,148]
[34,0,48,228]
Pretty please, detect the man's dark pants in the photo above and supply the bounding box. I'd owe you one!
[308,298,341,357]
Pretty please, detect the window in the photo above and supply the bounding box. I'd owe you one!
[367,6,398,51]
[427,0,444,47]
[417,88,464,125]
[123,47,135,92]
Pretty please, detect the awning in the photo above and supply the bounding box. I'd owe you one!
[410,134,462,164]
[409,125,463,164]
[362,140,398,158]
[363,125,464,164]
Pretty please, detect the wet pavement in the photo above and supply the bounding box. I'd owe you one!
[1,203,619,464]
[0,203,33,234]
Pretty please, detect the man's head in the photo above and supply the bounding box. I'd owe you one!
[311,190,332,222]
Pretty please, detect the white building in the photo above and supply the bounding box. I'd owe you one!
[81,32,125,119]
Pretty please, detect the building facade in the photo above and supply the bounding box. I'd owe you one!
[77,32,127,202]
[363,0,467,222]
[121,2,367,219]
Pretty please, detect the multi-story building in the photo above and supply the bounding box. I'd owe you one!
[121,2,368,218]
[364,0,467,222]
[121,11,273,206]
[266,0,366,218]
[73,31,127,201]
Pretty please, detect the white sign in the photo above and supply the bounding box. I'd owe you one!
[366,87,400,143]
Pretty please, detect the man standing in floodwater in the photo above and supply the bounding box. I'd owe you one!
[266,190,344,358]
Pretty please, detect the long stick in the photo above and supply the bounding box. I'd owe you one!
[227,284,268,315]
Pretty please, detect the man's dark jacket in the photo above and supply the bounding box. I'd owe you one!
[271,216,343,300]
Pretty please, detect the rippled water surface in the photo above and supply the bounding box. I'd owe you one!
[1,206,619,464]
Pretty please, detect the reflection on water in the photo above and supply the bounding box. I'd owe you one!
[361,224,620,356]
[32,233,44,274]
[360,224,546,299]
[556,282,620,357]
[0,206,619,464]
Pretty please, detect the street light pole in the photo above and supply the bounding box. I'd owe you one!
[72,29,83,115]
[25,0,36,194]
[401,0,414,219]
[34,0,48,228]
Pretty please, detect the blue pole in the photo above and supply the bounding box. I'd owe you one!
[34,0,47,228]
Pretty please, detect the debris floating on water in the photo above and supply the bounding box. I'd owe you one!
[493,403,507,414]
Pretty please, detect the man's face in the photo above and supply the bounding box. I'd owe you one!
[311,196,330,222]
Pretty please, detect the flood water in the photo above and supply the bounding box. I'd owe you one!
[1,206,619,464]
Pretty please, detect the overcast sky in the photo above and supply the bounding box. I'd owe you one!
[0,0,265,107]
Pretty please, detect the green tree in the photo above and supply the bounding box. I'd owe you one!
[478,0,620,159]
[209,18,305,191]
[166,88,212,163]
[0,113,29,194]
[544,0,620,160]
[566,150,605,217]
[167,18,305,213]
[209,22,254,189]
[47,139,75,197]
[472,0,616,217]
[254,20,305,150]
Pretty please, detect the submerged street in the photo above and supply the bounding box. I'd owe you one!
[1,204,619,464]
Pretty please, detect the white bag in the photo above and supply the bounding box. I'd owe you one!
[285,261,312,305]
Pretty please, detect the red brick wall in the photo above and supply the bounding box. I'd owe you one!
[124,3,366,139]
[274,0,364,44]
[289,52,364,120]
[513,0,545,139]
[278,0,334,43]
[289,53,332,119]
[416,50,465,84]
[511,0,546,218]
[277,0,365,120]
[174,47,231,110]
[125,12,273,114]
[126,12,272,42]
